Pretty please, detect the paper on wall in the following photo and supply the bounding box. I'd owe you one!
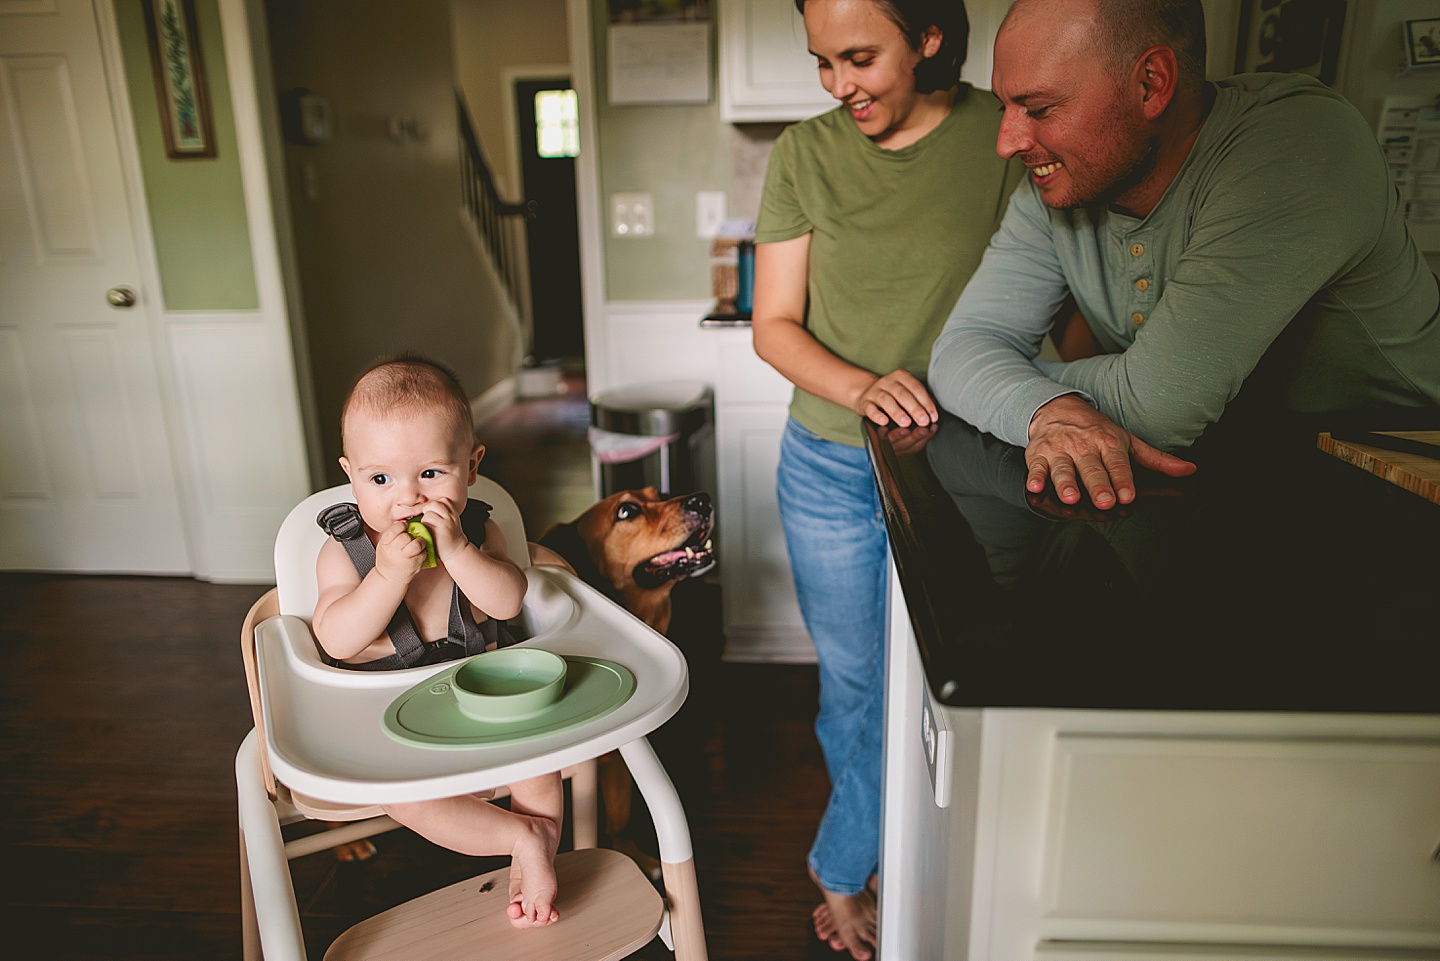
[607,22,711,106]
[1377,94,1440,251]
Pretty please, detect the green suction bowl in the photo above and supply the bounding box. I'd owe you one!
[382,655,637,749]
[452,648,567,721]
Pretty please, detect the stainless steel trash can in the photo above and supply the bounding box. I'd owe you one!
[589,381,714,497]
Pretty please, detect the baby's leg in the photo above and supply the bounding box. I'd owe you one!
[503,773,564,927]
[383,781,562,928]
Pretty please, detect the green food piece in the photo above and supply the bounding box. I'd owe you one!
[406,516,437,568]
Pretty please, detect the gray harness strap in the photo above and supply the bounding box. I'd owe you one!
[316,499,506,670]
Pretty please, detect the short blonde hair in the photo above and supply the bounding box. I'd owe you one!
[340,355,474,454]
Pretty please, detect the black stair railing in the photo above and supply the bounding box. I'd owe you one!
[457,92,535,317]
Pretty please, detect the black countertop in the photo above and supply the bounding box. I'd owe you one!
[865,414,1440,714]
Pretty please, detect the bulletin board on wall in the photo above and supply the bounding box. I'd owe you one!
[1233,0,1350,86]
[606,0,712,106]
[1356,2,1440,253]
[1377,94,1440,252]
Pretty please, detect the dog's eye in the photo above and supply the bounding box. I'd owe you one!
[615,502,641,521]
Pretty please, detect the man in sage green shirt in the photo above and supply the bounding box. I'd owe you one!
[929,0,1440,509]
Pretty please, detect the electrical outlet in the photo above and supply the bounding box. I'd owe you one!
[611,192,654,238]
[696,191,727,238]
[920,693,951,809]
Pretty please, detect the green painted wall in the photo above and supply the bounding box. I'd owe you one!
[591,0,732,301]
[114,0,257,310]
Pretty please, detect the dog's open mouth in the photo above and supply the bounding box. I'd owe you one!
[632,520,716,588]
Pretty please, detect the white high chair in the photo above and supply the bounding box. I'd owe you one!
[236,476,708,960]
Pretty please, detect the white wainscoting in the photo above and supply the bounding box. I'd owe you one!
[164,311,310,583]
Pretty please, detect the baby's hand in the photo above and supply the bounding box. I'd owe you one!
[413,500,469,562]
[374,520,425,584]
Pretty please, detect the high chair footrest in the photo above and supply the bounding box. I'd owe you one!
[323,847,665,961]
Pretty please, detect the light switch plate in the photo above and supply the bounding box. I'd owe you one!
[611,192,654,238]
[696,191,727,238]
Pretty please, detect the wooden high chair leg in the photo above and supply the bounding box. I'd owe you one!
[571,756,599,850]
[618,737,708,961]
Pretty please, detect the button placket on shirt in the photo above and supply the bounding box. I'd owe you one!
[1127,234,1154,330]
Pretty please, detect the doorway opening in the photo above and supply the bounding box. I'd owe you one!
[514,77,585,371]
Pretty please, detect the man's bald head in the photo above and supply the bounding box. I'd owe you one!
[1005,0,1206,90]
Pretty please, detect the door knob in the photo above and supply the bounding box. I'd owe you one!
[106,286,137,308]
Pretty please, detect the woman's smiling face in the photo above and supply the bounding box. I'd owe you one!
[803,0,941,149]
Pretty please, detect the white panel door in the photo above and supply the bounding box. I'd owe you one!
[0,0,189,572]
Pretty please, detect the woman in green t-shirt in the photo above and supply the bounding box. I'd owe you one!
[752,1,1022,958]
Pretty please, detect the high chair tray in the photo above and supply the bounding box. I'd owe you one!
[383,656,636,748]
[256,565,688,805]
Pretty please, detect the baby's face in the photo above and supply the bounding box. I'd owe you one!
[339,408,481,535]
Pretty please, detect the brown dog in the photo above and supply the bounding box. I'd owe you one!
[534,487,715,635]
[531,487,715,869]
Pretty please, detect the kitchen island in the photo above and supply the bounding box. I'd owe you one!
[866,414,1440,960]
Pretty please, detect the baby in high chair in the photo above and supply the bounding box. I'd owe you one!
[312,354,562,928]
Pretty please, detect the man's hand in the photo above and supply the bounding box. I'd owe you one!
[856,369,938,428]
[1026,395,1196,508]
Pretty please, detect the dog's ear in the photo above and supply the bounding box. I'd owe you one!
[539,521,620,600]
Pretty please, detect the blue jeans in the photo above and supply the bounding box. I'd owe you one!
[777,418,888,896]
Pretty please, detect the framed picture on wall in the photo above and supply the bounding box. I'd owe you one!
[143,0,216,159]
[1235,0,1348,87]
[1404,17,1440,70]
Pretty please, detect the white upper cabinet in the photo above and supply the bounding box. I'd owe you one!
[718,0,835,122]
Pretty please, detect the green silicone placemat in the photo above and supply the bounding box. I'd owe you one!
[382,655,636,749]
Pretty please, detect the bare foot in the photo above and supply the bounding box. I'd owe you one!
[505,814,561,928]
[329,838,377,863]
[809,869,877,960]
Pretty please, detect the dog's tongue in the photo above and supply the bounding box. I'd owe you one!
[638,541,716,581]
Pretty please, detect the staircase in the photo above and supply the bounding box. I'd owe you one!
[456,92,535,356]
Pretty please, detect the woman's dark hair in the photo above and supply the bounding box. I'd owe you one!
[793,0,969,94]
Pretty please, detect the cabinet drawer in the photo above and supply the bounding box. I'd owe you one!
[1032,943,1440,960]
[718,340,792,405]
[981,715,1440,954]
[1036,735,1440,937]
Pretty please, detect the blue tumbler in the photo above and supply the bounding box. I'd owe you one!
[736,240,755,315]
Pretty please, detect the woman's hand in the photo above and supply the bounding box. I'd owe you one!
[855,369,938,428]
[886,423,938,456]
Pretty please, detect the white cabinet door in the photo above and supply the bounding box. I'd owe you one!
[718,0,834,122]
[979,712,1440,957]
[714,402,812,661]
[595,303,719,395]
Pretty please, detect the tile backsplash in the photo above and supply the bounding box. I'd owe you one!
[729,122,789,224]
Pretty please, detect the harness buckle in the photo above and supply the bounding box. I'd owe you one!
[316,503,366,541]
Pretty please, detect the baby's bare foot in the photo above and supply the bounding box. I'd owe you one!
[505,814,561,928]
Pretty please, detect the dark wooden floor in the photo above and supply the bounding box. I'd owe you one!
[0,374,837,960]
